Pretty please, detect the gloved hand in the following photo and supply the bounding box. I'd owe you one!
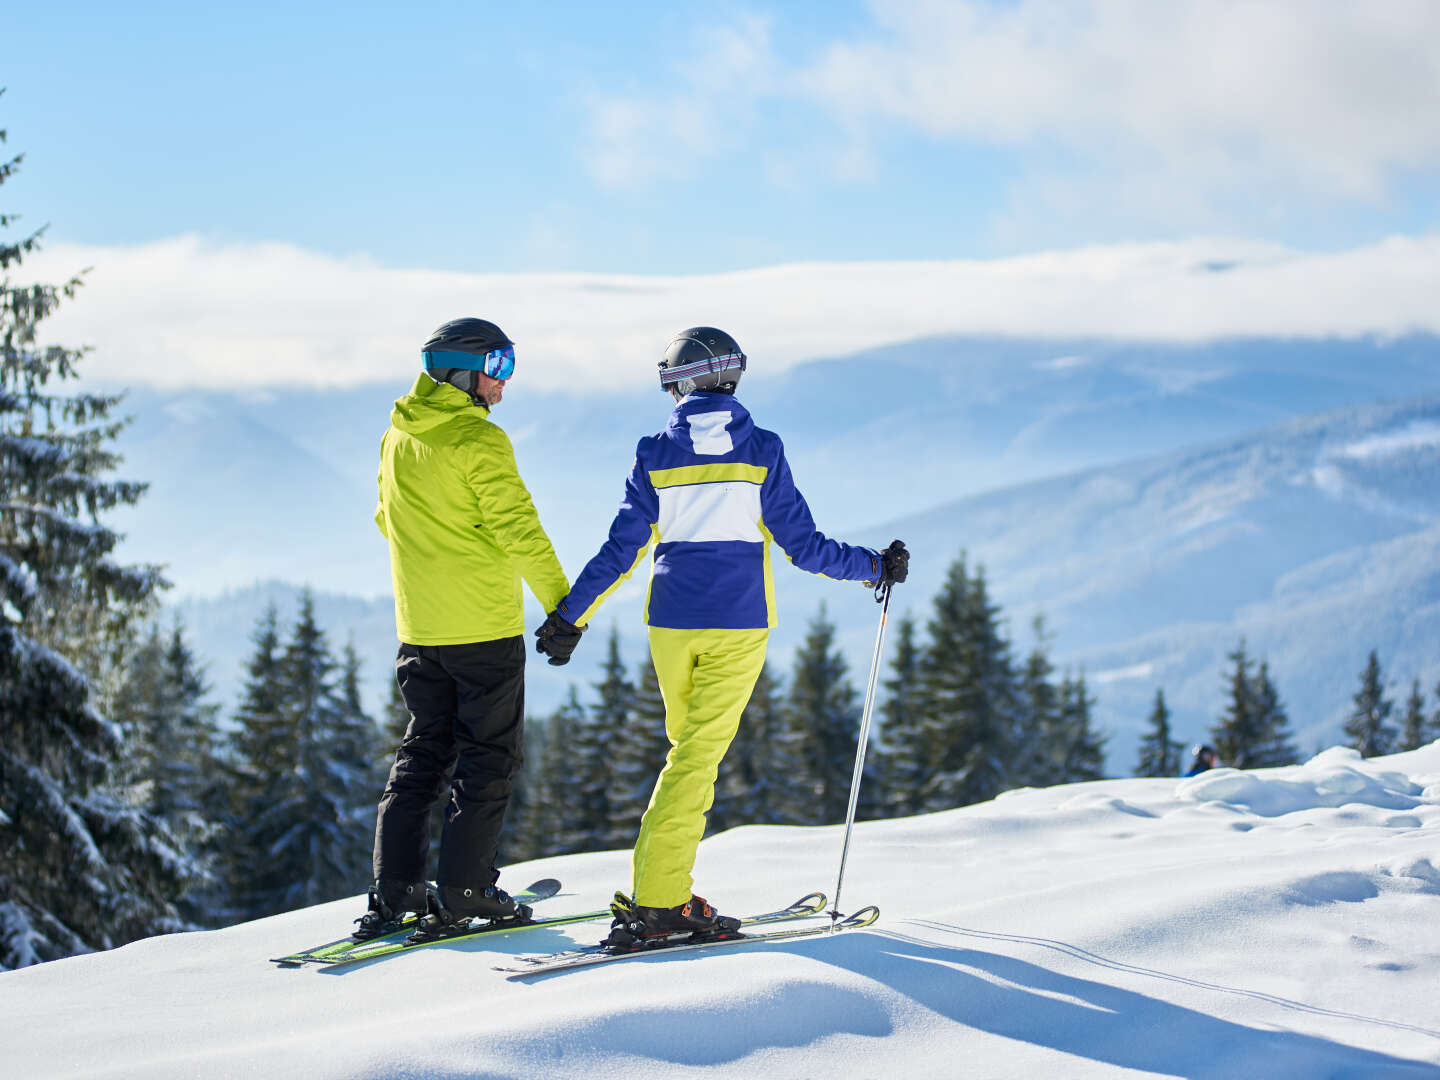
[534,609,584,666]
[865,539,909,590]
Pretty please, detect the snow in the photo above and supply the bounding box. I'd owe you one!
[4,744,1440,1078]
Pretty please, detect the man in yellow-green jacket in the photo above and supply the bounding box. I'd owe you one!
[358,317,582,943]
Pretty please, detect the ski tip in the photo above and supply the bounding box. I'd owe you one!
[833,904,880,930]
[520,878,562,902]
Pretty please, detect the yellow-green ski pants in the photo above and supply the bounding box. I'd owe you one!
[631,626,770,908]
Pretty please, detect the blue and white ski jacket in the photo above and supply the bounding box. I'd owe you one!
[556,392,880,631]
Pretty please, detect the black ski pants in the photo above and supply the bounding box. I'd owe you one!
[372,636,525,891]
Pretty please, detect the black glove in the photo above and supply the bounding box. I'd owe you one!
[534,609,584,666]
[867,539,909,589]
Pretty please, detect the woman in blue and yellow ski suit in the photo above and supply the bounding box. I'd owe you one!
[550,335,883,915]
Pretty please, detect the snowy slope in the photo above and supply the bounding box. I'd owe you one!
[4,744,1439,1078]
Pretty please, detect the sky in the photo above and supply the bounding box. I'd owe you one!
[4,742,1439,1074]
[4,0,1440,388]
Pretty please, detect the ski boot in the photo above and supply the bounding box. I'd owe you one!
[408,882,532,943]
[603,893,742,951]
[352,878,430,941]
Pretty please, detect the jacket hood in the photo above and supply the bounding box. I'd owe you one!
[664,392,755,456]
[391,372,489,434]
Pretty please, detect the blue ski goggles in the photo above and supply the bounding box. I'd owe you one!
[422,344,516,381]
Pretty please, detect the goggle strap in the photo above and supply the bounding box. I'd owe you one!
[658,351,746,387]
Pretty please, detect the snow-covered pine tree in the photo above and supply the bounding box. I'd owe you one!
[116,623,222,833]
[874,614,925,817]
[914,556,1018,810]
[1056,671,1105,781]
[112,621,223,924]
[1398,679,1427,752]
[713,660,789,827]
[785,603,862,824]
[1345,650,1395,758]
[1248,660,1298,767]
[0,117,191,967]
[1211,640,1262,767]
[219,605,287,921]
[1135,689,1183,777]
[269,593,373,911]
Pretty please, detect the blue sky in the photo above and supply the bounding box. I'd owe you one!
[7,0,1438,277]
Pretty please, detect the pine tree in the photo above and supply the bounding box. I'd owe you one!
[336,639,384,804]
[0,111,185,968]
[566,673,613,854]
[1248,661,1298,768]
[1014,616,1064,787]
[1135,689,1182,777]
[1398,679,1428,752]
[872,615,923,817]
[1211,640,1262,768]
[272,593,373,911]
[786,604,862,824]
[112,621,223,924]
[1345,650,1395,758]
[522,689,585,858]
[1056,671,1106,781]
[1433,678,1440,749]
[714,661,789,827]
[590,628,649,848]
[913,556,1018,809]
[220,605,288,921]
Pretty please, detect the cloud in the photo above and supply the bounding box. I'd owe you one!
[581,13,777,187]
[586,1,1440,223]
[19,231,1440,392]
[827,1,1439,200]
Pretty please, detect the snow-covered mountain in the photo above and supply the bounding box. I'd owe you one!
[849,393,1440,760]
[4,743,1438,1077]
[111,332,1440,597]
[118,334,1440,762]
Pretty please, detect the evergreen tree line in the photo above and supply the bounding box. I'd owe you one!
[1134,642,1440,777]
[109,597,388,929]
[502,554,1108,863]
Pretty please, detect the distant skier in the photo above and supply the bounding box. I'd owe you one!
[1184,744,1221,777]
[534,326,908,945]
[360,317,580,941]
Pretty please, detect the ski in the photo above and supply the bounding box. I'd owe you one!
[315,890,827,972]
[271,877,564,966]
[496,896,870,980]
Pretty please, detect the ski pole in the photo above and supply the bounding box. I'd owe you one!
[830,581,893,927]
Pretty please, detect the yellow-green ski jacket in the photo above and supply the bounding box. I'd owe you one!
[375,373,568,645]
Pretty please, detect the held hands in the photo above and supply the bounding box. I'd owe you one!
[865,539,909,591]
[535,609,585,666]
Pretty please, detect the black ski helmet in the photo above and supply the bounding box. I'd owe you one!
[658,326,746,396]
[420,317,514,402]
[422,317,513,358]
